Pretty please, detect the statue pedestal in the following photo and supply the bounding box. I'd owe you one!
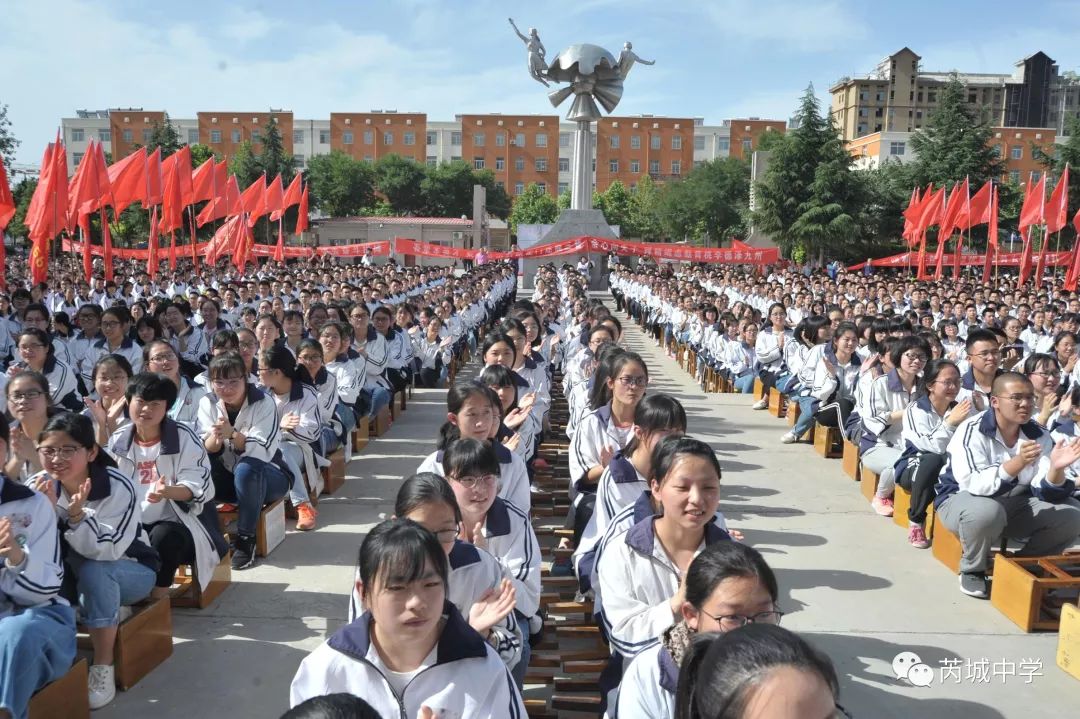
[521,209,618,290]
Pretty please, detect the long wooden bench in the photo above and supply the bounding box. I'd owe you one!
[171,554,232,609]
[77,597,173,690]
[218,497,286,558]
[29,658,89,719]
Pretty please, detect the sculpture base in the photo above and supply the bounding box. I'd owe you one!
[521,209,618,290]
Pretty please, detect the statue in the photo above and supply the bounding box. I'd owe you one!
[508,18,549,87]
[617,42,654,79]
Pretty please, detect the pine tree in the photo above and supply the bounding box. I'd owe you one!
[0,103,19,162]
[259,116,294,182]
[145,112,183,157]
[229,141,263,188]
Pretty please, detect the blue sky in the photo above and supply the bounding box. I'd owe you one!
[3,0,1079,166]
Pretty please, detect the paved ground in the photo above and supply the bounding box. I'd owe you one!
[100,297,1079,719]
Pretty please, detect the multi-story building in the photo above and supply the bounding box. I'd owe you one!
[727,118,786,160]
[594,116,694,191]
[329,111,426,164]
[197,110,293,162]
[458,114,560,197]
[831,48,1080,143]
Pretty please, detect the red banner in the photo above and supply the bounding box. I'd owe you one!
[849,250,1072,271]
[65,238,390,262]
[397,236,780,264]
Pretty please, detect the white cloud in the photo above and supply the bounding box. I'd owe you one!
[697,1,868,53]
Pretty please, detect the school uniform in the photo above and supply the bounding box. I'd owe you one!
[270,381,324,501]
[860,369,919,488]
[89,335,144,375]
[412,334,451,387]
[292,600,525,718]
[568,404,635,495]
[481,497,541,619]
[326,353,362,406]
[957,368,999,412]
[890,396,966,526]
[416,443,530,515]
[20,356,82,411]
[590,452,647,553]
[610,640,678,719]
[169,325,208,367]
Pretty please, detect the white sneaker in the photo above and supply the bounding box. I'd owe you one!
[752,398,768,410]
[88,664,116,710]
[780,431,798,444]
[118,606,134,623]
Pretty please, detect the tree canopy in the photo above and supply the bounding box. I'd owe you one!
[509,182,559,233]
[0,103,18,163]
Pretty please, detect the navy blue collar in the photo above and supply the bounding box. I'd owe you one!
[485,497,512,537]
[595,403,613,428]
[0,474,33,504]
[658,645,680,694]
[448,539,481,569]
[885,368,905,393]
[313,366,328,385]
[86,464,114,502]
[978,408,1043,441]
[962,367,1001,391]
[94,335,135,351]
[510,370,529,389]
[608,451,641,484]
[327,600,487,666]
[366,325,378,342]
[632,491,655,523]
[914,394,955,415]
[625,513,730,556]
[493,442,511,465]
[288,380,305,403]
[111,417,182,456]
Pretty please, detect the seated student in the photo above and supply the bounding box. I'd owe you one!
[1026,354,1066,429]
[497,318,550,426]
[860,336,930,517]
[935,371,1080,599]
[291,518,525,716]
[959,328,1003,411]
[417,383,530,514]
[197,353,291,570]
[294,339,347,457]
[565,324,616,395]
[781,321,859,445]
[255,345,320,532]
[893,359,972,549]
[597,436,730,661]
[347,476,522,670]
[82,354,133,447]
[161,300,208,377]
[106,373,226,601]
[318,322,363,429]
[6,372,61,483]
[479,364,538,462]
[90,306,143,374]
[724,320,760,395]
[442,438,540,687]
[142,339,207,426]
[412,315,454,389]
[615,542,781,719]
[674,624,845,719]
[347,308,393,420]
[0,420,76,719]
[11,329,82,411]
[566,343,620,441]
[28,412,158,709]
[752,303,794,410]
[19,302,72,367]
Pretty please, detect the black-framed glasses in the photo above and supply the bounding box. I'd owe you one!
[10,390,45,403]
[700,609,784,631]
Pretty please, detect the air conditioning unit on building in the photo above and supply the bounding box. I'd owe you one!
[452,231,465,240]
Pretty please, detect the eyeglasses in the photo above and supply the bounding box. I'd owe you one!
[994,393,1036,405]
[1029,371,1057,379]
[19,343,45,351]
[10,390,44,403]
[37,445,82,460]
[932,380,960,388]
[297,354,322,362]
[211,378,246,389]
[448,474,498,489]
[238,341,258,350]
[148,353,176,364]
[901,353,927,363]
[434,527,461,544]
[971,349,1002,359]
[100,320,121,329]
[701,609,784,631]
[616,376,649,388]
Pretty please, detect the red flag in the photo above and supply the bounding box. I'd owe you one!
[232,214,255,269]
[52,131,72,236]
[1034,231,1050,288]
[173,146,194,208]
[69,140,110,219]
[295,184,310,235]
[26,135,71,285]
[205,214,241,265]
[1018,228,1034,286]
[159,152,185,234]
[916,186,945,234]
[145,148,163,207]
[79,215,92,282]
[107,147,147,215]
[191,158,216,202]
[272,174,302,221]
[169,230,177,271]
[915,233,929,280]
[983,186,999,284]
[101,209,114,282]
[901,186,920,246]
[962,181,993,230]
[1045,165,1070,235]
[1019,174,1045,233]
[0,157,15,230]
[939,181,967,240]
[264,175,284,218]
[240,174,267,224]
[932,232,948,280]
[147,206,160,279]
[273,225,285,262]
[195,170,240,226]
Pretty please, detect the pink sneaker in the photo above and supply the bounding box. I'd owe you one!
[907,525,930,549]
[871,496,894,516]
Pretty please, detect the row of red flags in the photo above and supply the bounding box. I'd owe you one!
[6,134,311,286]
[901,167,1080,288]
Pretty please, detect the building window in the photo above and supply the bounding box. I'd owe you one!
[451,131,462,145]
[630,159,640,174]
[188,129,200,144]
[474,133,485,147]
[717,138,730,152]
[859,91,868,101]
[495,133,505,147]
[495,157,505,171]
[426,131,437,145]
[558,182,568,194]
[426,156,437,167]
[293,154,305,167]
[143,129,153,143]
[859,108,868,117]
[649,159,660,175]
[1009,170,1021,184]
[71,128,85,142]
[231,129,241,143]
[122,129,133,143]
[650,135,661,150]
[515,132,526,147]
[359,130,370,144]
[403,132,416,146]
[889,141,906,156]
[1010,145,1023,160]
[293,130,304,144]
[98,129,111,142]
[383,131,394,145]
[343,131,354,145]
[251,130,262,143]
[536,133,548,148]
[927,92,937,103]
[451,155,461,162]
[514,182,525,196]
[319,130,331,144]
[694,160,705,169]
[671,160,681,175]
[535,158,548,172]
[609,159,619,173]
[558,157,570,172]
[609,135,620,149]
[537,182,547,194]
[560,133,571,148]
[742,139,752,154]
[72,152,84,165]
[473,157,485,170]
[1032,171,1042,182]
[630,135,641,149]
[694,136,705,151]
[671,136,682,150]
[515,156,525,171]
[876,92,884,102]
[210,130,221,143]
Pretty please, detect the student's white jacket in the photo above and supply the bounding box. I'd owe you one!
[859,369,919,452]
[416,442,530,515]
[590,452,647,556]
[88,335,144,375]
[170,324,208,366]
[809,345,861,404]
[610,641,678,719]
[936,410,1078,510]
[107,419,221,590]
[0,475,66,619]
[755,327,792,373]
[568,404,635,495]
[196,384,283,471]
[412,334,451,370]
[18,356,81,409]
[481,497,541,618]
[291,601,526,719]
[327,353,362,406]
[596,513,731,658]
[170,377,207,427]
[724,340,757,378]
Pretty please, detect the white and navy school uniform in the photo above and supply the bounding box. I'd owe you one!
[327,352,362,407]
[89,335,143,375]
[416,442,530,515]
[107,419,222,590]
[291,601,526,718]
[611,640,679,719]
[859,369,918,455]
[170,324,208,368]
[957,367,1000,413]
[195,383,286,474]
[755,326,792,377]
[568,404,635,496]
[271,381,326,497]
[22,356,82,411]
[169,377,207,428]
[0,475,67,616]
[481,497,541,619]
[589,452,647,556]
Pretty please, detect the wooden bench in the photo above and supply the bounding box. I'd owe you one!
[218,497,286,557]
[77,597,173,690]
[841,438,860,480]
[990,553,1080,631]
[930,514,963,575]
[813,424,842,458]
[320,448,346,495]
[787,397,801,427]
[1058,602,1080,681]
[767,387,787,418]
[170,554,232,609]
[752,377,766,400]
[352,416,370,453]
[29,658,89,719]
[371,405,393,437]
[859,466,879,503]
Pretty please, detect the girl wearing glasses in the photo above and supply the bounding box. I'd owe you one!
[89,307,142,375]
[12,328,82,411]
[412,316,454,389]
[161,300,208,371]
[293,518,526,717]
[753,303,794,411]
[479,364,537,461]
[616,542,781,719]
[347,475,523,671]
[1025,354,1067,428]
[347,309,393,420]
[373,306,413,395]
[83,355,133,447]
[197,353,291,570]
[6,372,59,482]
[295,339,349,457]
[29,412,158,710]
[782,321,861,446]
[496,318,549,422]
[142,340,207,427]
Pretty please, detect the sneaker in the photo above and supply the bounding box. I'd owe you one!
[218,503,238,513]
[117,606,133,623]
[871,496,894,516]
[296,503,318,531]
[87,664,116,709]
[959,572,990,599]
[907,525,930,549]
[752,398,768,410]
[231,535,257,570]
[780,431,798,444]
[533,457,550,471]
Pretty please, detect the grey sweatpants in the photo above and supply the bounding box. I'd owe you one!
[935,490,1080,573]
[861,445,903,499]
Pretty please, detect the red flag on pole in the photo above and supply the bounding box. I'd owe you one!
[169,230,177,271]
[939,181,966,240]
[107,147,146,215]
[79,215,92,283]
[101,210,114,282]
[1018,228,1034,286]
[1045,165,1070,234]
[0,158,14,230]
[147,206,160,279]
[191,157,216,202]
[240,174,268,225]
[962,181,993,230]
[901,186,920,247]
[1019,174,1046,232]
[159,152,185,234]
[145,148,163,207]
[295,184,310,235]
[26,136,70,285]
[982,185,998,284]
[272,174,302,221]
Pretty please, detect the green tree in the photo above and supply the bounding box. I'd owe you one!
[5,178,37,241]
[907,75,1004,188]
[374,154,427,215]
[421,160,477,218]
[630,175,664,242]
[0,103,19,162]
[229,141,263,188]
[1035,115,1080,242]
[509,182,559,233]
[144,113,183,157]
[855,160,913,254]
[661,158,750,245]
[306,151,376,217]
[258,117,294,182]
[594,181,635,236]
[557,189,571,211]
[189,144,215,167]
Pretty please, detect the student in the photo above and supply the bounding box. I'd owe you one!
[28,412,158,709]
[143,339,207,426]
[83,354,133,447]
[935,372,1080,598]
[295,339,347,457]
[753,303,793,410]
[347,476,523,669]
[412,315,454,388]
[960,328,1003,411]
[860,336,930,517]
[725,320,759,395]
[349,307,393,419]
[162,300,207,373]
[197,353,291,570]
[18,302,72,366]
[11,328,82,411]
[0,419,77,719]
[291,518,526,716]
[597,436,730,660]
[479,364,538,462]
[6,372,61,483]
[615,542,782,719]
[781,321,859,444]
[90,306,143,374]
[674,624,845,719]
[254,314,284,353]
[319,322,363,425]
[106,373,225,601]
